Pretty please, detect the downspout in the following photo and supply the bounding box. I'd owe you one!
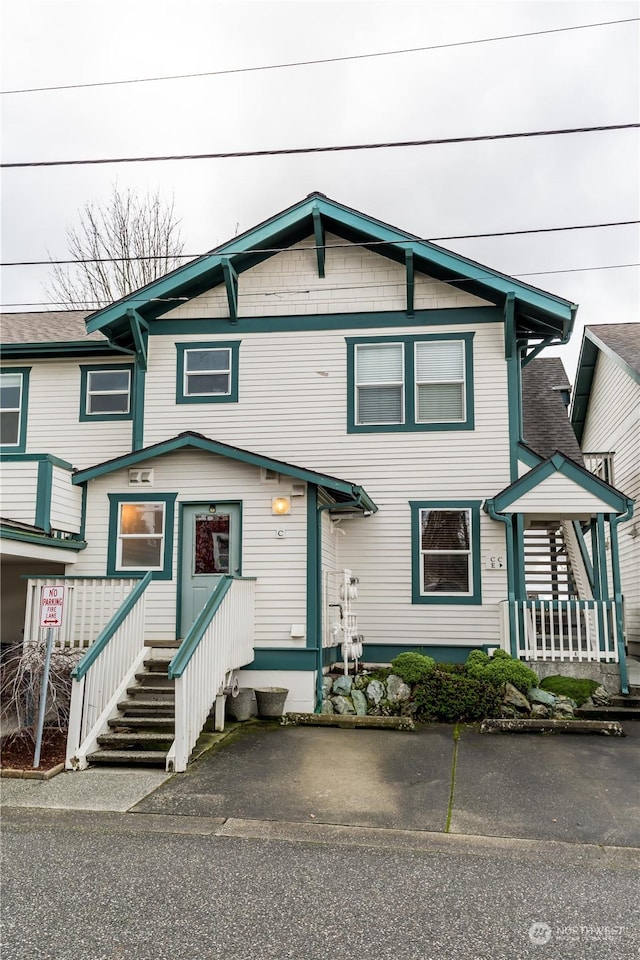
[610,503,634,695]
[484,500,517,658]
[315,494,365,711]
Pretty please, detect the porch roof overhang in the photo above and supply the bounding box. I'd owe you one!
[484,452,634,519]
[82,193,577,352]
[71,431,378,514]
[0,519,85,562]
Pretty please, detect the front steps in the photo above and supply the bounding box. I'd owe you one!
[87,652,176,768]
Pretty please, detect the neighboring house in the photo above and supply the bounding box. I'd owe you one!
[571,323,640,658]
[0,193,634,770]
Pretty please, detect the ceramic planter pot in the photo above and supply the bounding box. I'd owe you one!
[254,687,288,719]
[225,687,254,722]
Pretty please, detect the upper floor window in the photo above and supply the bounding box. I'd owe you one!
[80,364,133,421]
[175,341,240,404]
[347,334,474,432]
[410,500,482,604]
[0,368,30,451]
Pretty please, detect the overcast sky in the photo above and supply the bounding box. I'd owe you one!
[1,0,638,380]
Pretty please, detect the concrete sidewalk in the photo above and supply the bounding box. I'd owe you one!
[2,720,639,847]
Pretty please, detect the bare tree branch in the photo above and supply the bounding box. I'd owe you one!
[44,184,185,308]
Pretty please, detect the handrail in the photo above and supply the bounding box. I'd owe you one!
[71,571,152,680]
[168,577,232,680]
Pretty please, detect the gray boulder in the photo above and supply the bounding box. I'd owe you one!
[592,685,612,706]
[351,689,368,716]
[528,687,556,707]
[332,695,356,715]
[504,682,531,712]
[332,675,353,696]
[365,680,385,705]
[321,699,334,714]
[386,675,411,703]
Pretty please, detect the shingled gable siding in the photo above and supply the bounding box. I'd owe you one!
[78,449,309,646]
[581,350,640,648]
[158,233,493,320]
[1,359,135,470]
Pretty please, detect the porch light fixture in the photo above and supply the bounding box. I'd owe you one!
[272,496,291,516]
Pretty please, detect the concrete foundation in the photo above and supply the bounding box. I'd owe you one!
[527,660,622,694]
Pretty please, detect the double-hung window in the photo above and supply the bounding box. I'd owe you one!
[0,368,30,451]
[175,341,240,404]
[347,334,473,432]
[107,494,176,580]
[410,501,481,604]
[80,364,133,421]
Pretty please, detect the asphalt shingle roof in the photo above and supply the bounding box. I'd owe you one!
[0,310,105,344]
[586,323,640,375]
[521,357,583,463]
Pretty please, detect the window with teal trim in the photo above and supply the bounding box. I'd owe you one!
[80,364,134,421]
[175,341,240,404]
[107,494,176,580]
[0,368,30,451]
[347,334,473,432]
[410,500,481,604]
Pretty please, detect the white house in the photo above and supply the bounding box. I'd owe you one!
[0,193,634,769]
[571,323,640,658]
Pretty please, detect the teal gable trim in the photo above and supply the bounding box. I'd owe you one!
[106,493,177,580]
[517,442,543,469]
[346,332,475,434]
[487,452,634,515]
[585,328,640,385]
[72,572,153,680]
[72,433,378,514]
[79,363,134,422]
[34,459,53,533]
[0,367,30,453]
[409,500,482,605]
[151,306,502,337]
[175,341,240,405]
[571,328,640,444]
[1,452,74,470]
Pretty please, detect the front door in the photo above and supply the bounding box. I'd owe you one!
[180,503,241,637]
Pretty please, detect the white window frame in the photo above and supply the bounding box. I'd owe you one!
[414,340,465,424]
[354,342,405,426]
[419,507,473,597]
[0,371,24,447]
[116,501,166,571]
[183,347,232,398]
[86,368,132,415]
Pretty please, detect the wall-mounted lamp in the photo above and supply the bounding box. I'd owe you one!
[272,496,291,516]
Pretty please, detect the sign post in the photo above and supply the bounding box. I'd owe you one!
[33,586,65,768]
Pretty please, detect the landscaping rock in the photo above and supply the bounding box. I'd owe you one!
[351,688,368,716]
[504,682,531,711]
[365,680,384,705]
[332,676,353,696]
[531,703,551,718]
[352,674,370,691]
[322,676,333,698]
[528,687,556,707]
[332,695,356,715]
[386,674,411,703]
[321,699,334,714]
[553,696,576,718]
[592,685,612,706]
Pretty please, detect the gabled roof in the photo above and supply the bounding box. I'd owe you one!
[485,451,634,517]
[83,192,577,351]
[521,357,583,463]
[72,430,378,513]
[571,323,640,443]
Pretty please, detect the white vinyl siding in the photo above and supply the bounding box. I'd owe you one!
[355,342,404,425]
[415,340,465,422]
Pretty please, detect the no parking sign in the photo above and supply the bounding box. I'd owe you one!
[40,585,65,628]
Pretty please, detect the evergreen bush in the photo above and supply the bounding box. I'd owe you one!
[465,648,537,693]
[390,651,436,684]
[413,669,503,723]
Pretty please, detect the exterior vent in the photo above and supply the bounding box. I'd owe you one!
[129,468,154,486]
[261,468,280,482]
[291,483,306,497]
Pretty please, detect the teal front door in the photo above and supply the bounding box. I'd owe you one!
[180,503,241,636]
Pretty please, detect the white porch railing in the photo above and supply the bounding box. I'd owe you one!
[66,573,152,769]
[513,599,620,663]
[24,577,140,649]
[166,576,255,773]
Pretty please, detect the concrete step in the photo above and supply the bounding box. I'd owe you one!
[610,696,640,708]
[87,749,168,766]
[97,731,174,748]
[577,705,640,721]
[117,698,174,715]
[134,673,174,686]
[127,685,175,697]
[146,639,181,649]
[144,658,172,675]
[108,716,175,731]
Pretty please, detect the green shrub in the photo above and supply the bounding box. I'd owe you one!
[539,675,601,706]
[413,669,503,723]
[390,652,436,684]
[465,649,537,694]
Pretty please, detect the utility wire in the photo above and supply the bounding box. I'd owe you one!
[2,17,637,95]
[2,262,638,310]
[2,124,638,169]
[2,220,638,268]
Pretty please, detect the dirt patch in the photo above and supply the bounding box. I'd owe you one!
[1,729,67,772]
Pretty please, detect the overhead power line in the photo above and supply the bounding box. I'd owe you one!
[2,220,638,268]
[2,123,638,169]
[2,262,638,310]
[2,17,637,95]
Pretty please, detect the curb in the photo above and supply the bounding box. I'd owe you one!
[0,762,65,780]
[282,712,415,731]
[480,718,625,736]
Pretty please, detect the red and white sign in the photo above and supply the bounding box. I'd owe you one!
[40,586,65,628]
